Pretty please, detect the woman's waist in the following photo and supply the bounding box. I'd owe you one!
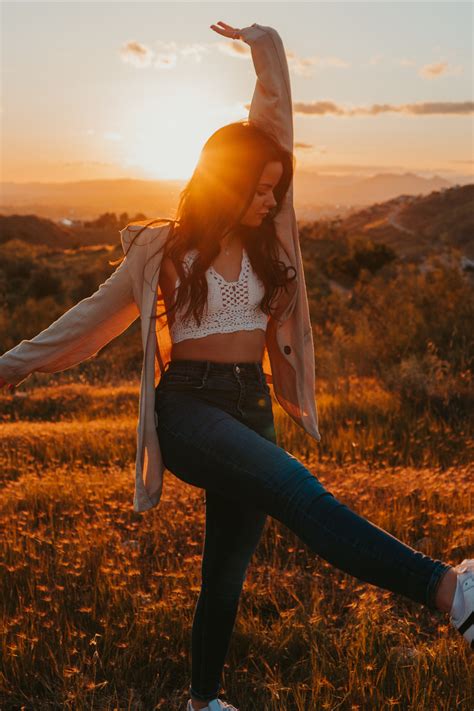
[156,356,267,399]
[163,354,265,381]
[170,327,266,361]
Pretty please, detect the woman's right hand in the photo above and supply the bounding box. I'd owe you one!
[0,376,15,392]
[210,21,242,40]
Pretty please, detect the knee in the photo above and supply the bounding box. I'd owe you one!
[272,460,336,520]
[201,561,250,600]
[303,489,340,521]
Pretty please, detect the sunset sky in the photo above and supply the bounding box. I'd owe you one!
[2,1,473,184]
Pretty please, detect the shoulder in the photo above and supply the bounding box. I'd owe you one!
[127,217,175,231]
[120,218,177,251]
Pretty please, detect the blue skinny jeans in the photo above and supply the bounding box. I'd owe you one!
[154,358,452,704]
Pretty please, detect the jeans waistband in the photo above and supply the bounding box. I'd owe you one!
[164,358,264,379]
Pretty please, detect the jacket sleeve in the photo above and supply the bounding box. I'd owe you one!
[240,23,293,154]
[0,255,140,387]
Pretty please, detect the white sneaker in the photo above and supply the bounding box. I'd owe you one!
[186,699,239,711]
[449,558,474,649]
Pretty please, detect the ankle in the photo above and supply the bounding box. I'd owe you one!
[435,567,458,613]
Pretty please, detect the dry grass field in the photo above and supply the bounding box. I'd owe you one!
[1,199,473,707]
[1,378,473,710]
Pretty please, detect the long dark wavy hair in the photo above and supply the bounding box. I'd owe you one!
[110,120,297,329]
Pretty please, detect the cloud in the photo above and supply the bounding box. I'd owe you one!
[286,50,350,77]
[120,37,465,95]
[150,40,178,70]
[120,40,154,68]
[294,142,328,155]
[120,39,210,70]
[216,39,250,59]
[218,37,464,83]
[180,43,211,63]
[154,53,178,69]
[289,100,474,116]
[419,60,463,78]
[218,39,349,76]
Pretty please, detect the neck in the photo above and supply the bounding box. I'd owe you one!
[221,226,244,251]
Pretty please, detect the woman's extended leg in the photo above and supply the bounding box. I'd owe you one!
[189,490,267,705]
[157,395,453,614]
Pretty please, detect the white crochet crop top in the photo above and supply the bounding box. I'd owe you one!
[169,247,269,343]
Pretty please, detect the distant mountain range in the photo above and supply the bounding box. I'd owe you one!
[1,171,472,222]
[1,184,472,266]
[306,184,474,262]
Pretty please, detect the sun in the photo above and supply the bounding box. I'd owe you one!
[122,84,244,181]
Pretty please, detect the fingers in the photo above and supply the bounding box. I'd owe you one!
[210,20,237,34]
[210,21,241,42]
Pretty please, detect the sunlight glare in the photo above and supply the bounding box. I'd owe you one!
[123,85,226,181]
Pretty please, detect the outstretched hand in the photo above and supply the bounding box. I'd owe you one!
[210,21,242,41]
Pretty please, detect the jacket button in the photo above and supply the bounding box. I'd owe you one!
[284,345,292,354]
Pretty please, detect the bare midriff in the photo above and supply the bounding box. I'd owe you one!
[159,248,267,364]
[171,328,266,363]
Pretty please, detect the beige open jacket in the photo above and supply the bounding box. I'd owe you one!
[0,23,321,513]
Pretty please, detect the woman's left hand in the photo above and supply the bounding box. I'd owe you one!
[210,21,241,40]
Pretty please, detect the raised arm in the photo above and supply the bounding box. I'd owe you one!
[211,21,293,153]
[0,251,139,388]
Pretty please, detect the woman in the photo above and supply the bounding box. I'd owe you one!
[0,19,472,711]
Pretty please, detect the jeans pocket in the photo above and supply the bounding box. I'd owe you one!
[166,373,191,384]
[159,370,205,390]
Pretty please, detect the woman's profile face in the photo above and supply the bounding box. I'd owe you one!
[240,161,283,226]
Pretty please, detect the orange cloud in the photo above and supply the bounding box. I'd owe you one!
[120,39,210,70]
[219,39,349,76]
[419,61,463,78]
[287,100,474,116]
[119,40,154,68]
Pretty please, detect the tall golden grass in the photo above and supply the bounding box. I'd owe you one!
[1,380,473,709]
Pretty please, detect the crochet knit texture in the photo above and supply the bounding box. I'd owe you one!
[169,248,268,343]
